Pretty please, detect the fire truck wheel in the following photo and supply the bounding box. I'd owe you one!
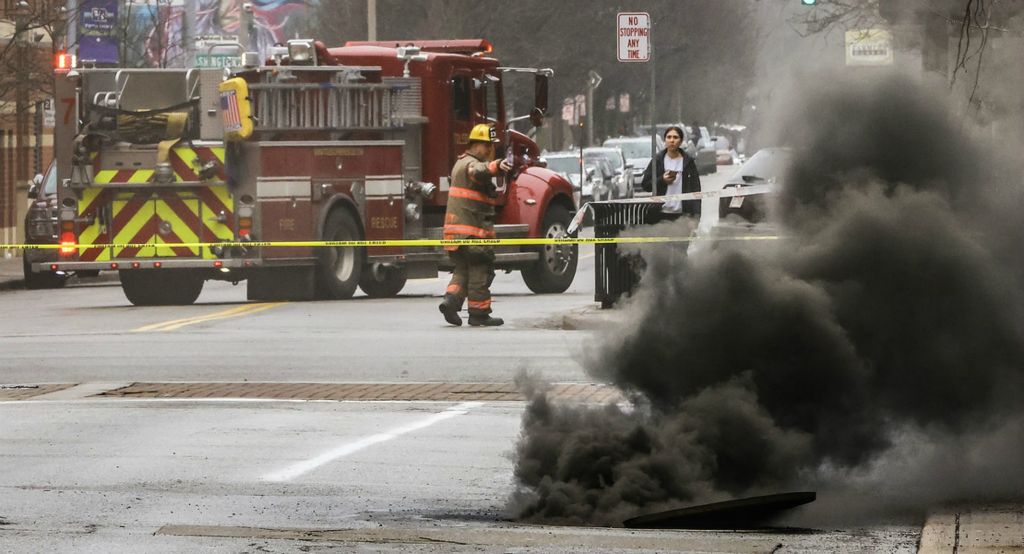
[359,265,407,298]
[119,270,204,306]
[22,256,68,290]
[317,209,364,299]
[522,204,578,294]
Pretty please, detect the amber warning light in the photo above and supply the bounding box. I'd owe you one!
[54,51,76,69]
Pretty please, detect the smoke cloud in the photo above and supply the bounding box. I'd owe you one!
[510,72,1024,527]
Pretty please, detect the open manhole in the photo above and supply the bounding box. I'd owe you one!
[623,491,816,529]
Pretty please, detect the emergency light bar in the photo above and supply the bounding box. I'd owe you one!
[346,39,494,56]
[54,51,76,69]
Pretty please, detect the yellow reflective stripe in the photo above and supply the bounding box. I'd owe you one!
[111,199,153,257]
[154,199,199,256]
[210,184,233,212]
[210,147,226,164]
[173,146,198,183]
[94,170,118,184]
[79,189,102,216]
[126,169,154,183]
[204,185,235,246]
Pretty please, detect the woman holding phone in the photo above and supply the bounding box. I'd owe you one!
[639,126,702,218]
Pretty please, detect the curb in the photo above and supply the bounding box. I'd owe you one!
[561,306,627,331]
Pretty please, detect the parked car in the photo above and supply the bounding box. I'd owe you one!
[602,136,663,190]
[542,151,608,205]
[637,122,698,158]
[690,125,719,175]
[21,161,101,289]
[22,162,66,289]
[583,146,634,199]
[718,147,792,224]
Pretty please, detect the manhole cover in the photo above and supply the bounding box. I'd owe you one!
[623,491,816,529]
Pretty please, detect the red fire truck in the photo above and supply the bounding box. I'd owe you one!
[37,39,577,305]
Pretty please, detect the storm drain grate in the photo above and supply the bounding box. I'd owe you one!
[0,384,75,400]
[97,382,625,403]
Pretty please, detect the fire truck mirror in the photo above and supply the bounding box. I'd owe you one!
[534,74,549,116]
[217,78,254,141]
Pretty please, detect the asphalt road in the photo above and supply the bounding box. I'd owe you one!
[0,166,938,552]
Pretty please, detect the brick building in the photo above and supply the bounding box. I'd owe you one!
[0,0,62,253]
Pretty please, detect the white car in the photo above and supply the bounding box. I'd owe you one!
[542,151,607,204]
[583,147,634,199]
[602,136,663,191]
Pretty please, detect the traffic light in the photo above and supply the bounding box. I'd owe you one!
[800,0,817,5]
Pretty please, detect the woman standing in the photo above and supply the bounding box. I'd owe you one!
[639,126,701,218]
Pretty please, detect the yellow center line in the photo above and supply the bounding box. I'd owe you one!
[133,302,287,333]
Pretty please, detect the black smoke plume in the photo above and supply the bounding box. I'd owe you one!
[510,73,1024,527]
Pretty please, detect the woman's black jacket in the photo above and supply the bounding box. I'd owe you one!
[639,149,701,216]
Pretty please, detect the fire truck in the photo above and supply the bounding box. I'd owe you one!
[37,38,577,305]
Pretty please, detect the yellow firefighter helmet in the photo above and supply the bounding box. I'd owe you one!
[469,123,500,143]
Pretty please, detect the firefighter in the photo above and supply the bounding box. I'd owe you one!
[439,123,512,327]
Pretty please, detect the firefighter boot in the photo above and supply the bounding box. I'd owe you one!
[438,295,463,326]
[468,314,504,327]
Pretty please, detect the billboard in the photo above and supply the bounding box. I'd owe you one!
[196,0,310,55]
[78,0,119,65]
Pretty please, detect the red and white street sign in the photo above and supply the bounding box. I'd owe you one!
[617,12,650,62]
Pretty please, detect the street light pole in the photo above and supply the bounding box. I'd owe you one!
[367,0,377,41]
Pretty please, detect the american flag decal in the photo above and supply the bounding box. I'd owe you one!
[221,89,242,133]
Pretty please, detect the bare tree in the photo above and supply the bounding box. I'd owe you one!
[0,0,71,113]
[787,0,1024,104]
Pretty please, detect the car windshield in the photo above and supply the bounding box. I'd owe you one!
[730,148,792,184]
[584,150,622,170]
[544,156,580,175]
[604,140,657,159]
[43,163,57,196]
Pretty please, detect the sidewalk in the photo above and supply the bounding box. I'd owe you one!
[0,253,118,290]
[0,254,25,290]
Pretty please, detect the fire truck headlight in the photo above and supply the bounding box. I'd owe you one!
[287,40,316,65]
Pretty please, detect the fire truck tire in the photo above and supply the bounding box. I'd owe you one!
[23,256,67,290]
[522,204,578,294]
[119,270,204,306]
[317,209,364,299]
[359,265,407,298]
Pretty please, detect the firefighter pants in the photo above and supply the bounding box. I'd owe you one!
[444,246,495,315]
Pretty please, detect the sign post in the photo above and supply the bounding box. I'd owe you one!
[617,12,654,196]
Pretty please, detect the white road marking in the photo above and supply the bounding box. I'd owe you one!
[260,401,483,482]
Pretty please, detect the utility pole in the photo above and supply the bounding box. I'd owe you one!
[65,0,77,57]
[367,0,377,41]
[184,0,196,67]
[586,70,602,147]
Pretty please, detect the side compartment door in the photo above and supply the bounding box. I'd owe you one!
[257,177,314,260]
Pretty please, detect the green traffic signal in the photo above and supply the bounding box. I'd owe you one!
[801,0,817,5]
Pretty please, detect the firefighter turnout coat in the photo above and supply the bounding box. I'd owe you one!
[443,152,502,250]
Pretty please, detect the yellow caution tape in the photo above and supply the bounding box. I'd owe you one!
[0,235,780,250]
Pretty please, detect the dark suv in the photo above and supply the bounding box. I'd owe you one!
[23,162,68,289]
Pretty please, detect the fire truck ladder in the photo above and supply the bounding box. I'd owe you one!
[248,75,422,132]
